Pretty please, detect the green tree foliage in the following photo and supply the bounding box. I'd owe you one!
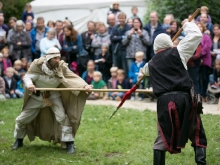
[144,0,220,24]
[1,0,32,24]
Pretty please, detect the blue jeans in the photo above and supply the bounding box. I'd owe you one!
[209,74,214,85]
[188,66,200,94]
[127,58,135,71]
[6,93,17,99]
[109,92,125,100]
[113,50,128,75]
[199,66,210,97]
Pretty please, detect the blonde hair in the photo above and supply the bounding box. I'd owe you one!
[110,67,118,72]
[117,69,125,76]
[14,60,22,65]
[93,71,102,77]
[201,6,209,13]
[135,51,144,57]
[118,12,127,19]
[132,6,138,11]
[6,67,14,72]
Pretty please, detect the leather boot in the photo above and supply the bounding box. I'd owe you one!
[12,139,23,150]
[66,141,75,154]
[194,147,206,165]
[153,150,165,165]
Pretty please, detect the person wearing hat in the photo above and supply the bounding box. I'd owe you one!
[107,1,121,24]
[12,47,92,154]
[142,20,207,164]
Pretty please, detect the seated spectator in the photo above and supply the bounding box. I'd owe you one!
[0,16,9,51]
[15,72,26,98]
[7,17,17,55]
[108,66,118,89]
[88,71,108,100]
[0,76,6,101]
[107,2,121,24]
[10,20,32,62]
[196,6,212,24]
[25,21,33,34]
[3,67,17,99]
[122,17,150,70]
[82,60,95,84]
[63,25,82,65]
[109,69,130,101]
[30,17,49,60]
[91,22,111,59]
[129,51,145,100]
[187,44,202,94]
[127,18,133,27]
[1,47,12,73]
[21,57,28,71]
[0,53,3,76]
[13,60,25,81]
[40,28,61,56]
[22,3,34,23]
[95,44,112,83]
[47,20,55,29]
[130,6,141,20]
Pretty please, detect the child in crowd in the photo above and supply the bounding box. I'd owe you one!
[130,6,140,19]
[3,67,17,98]
[82,60,95,84]
[95,44,112,83]
[13,60,25,81]
[210,55,220,89]
[21,57,28,71]
[1,47,12,73]
[108,67,118,89]
[0,76,6,101]
[0,53,3,76]
[109,69,131,101]
[15,72,26,98]
[196,6,212,24]
[22,3,34,23]
[129,51,145,101]
[88,71,108,100]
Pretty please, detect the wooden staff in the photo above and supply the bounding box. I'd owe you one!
[137,8,201,85]
[35,88,153,93]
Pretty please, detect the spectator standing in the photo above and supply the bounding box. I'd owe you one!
[107,14,116,34]
[63,25,82,65]
[91,22,111,60]
[47,21,55,29]
[25,21,33,34]
[0,16,8,51]
[144,11,165,61]
[10,20,32,62]
[122,17,150,70]
[55,20,66,60]
[0,53,3,76]
[130,6,141,19]
[126,18,133,27]
[22,3,34,23]
[110,13,131,75]
[30,17,49,60]
[40,28,61,56]
[3,67,17,98]
[7,17,17,55]
[197,22,212,102]
[162,14,174,33]
[1,47,12,73]
[196,6,212,24]
[81,21,95,60]
[200,13,213,36]
[82,60,95,84]
[211,24,220,66]
[0,76,6,101]
[107,2,121,24]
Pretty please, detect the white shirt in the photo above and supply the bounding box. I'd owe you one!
[142,22,202,76]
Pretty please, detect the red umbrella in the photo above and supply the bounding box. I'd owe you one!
[109,8,201,120]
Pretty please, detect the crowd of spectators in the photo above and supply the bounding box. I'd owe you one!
[0,2,219,103]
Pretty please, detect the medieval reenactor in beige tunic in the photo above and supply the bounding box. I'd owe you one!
[12,47,92,153]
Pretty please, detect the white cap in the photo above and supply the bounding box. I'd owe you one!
[45,47,61,61]
[153,33,173,54]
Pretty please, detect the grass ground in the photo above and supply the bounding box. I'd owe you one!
[0,99,219,165]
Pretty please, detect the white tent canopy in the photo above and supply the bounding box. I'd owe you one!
[31,0,147,33]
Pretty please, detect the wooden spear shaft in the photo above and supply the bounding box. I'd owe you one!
[136,8,201,85]
[35,88,153,93]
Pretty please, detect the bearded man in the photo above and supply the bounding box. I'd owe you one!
[142,20,207,165]
[12,47,92,154]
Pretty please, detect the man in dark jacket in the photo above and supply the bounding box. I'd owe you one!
[110,12,131,75]
[142,20,207,165]
[144,11,166,61]
[30,17,49,60]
